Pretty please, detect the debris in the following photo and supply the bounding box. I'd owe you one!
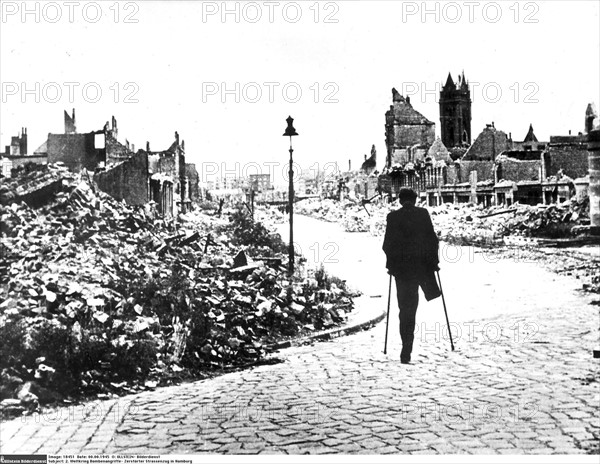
[0,164,358,411]
[232,250,249,268]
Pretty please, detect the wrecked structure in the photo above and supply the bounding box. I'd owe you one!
[379,72,598,208]
[1,110,200,217]
[384,88,435,166]
[95,131,195,216]
[1,128,47,175]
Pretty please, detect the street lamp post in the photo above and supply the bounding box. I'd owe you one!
[283,116,298,276]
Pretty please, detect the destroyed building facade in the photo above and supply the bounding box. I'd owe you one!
[1,128,47,175]
[384,88,435,167]
[1,109,199,217]
[41,110,134,172]
[96,131,196,216]
[379,72,595,208]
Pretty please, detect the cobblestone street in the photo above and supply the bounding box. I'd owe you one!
[2,217,599,455]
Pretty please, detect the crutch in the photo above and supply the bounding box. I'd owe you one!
[383,274,392,354]
[436,271,455,351]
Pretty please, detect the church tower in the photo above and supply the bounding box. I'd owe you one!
[439,71,471,148]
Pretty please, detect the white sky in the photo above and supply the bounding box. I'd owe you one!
[1,0,599,186]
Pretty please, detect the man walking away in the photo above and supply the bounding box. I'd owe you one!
[382,188,441,364]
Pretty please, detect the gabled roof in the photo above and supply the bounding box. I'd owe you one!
[33,140,48,155]
[427,137,451,162]
[463,125,511,161]
[361,154,376,171]
[388,88,434,125]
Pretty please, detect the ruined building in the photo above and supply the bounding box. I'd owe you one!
[463,123,511,161]
[4,128,27,156]
[379,72,594,208]
[384,88,435,167]
[3,109,200,216]
[0,128,48,176]
[95,131,197,217]
[37,110,134,172]
[360,145,377,175]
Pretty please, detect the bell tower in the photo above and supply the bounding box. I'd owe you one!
[439,71,471,148]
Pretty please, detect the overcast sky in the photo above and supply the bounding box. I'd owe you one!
[1,1,599,185]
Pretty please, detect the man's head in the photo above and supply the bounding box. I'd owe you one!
[399,188,418,206]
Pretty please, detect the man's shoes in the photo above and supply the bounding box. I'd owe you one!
[400,346,411,364]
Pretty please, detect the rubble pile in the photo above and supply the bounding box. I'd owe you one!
[342,208,372,233]
[297,198,391,233]
[254,205,286,226]
[298,196,591,244]
[0,163,76,207]
[428,198,591,245]
[295,198,346,223]
[501,199,590,238]
[429,203,507,246]
[295,196,597,292]
[0,165,357,413]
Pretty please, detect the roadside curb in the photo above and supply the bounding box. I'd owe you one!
[268,305,387,351]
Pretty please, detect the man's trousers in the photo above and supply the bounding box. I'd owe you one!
[394,277,419,361]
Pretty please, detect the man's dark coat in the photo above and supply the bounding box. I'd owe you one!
[382,204,440,299]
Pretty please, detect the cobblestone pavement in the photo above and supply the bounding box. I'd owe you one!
[2,271,599,455]
[2,217,599,455]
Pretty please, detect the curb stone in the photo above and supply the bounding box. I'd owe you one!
[267,307,387,350]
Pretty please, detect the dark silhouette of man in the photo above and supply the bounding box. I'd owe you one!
[382,188,441,364]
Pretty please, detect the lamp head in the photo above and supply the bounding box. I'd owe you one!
[283,116,299,137]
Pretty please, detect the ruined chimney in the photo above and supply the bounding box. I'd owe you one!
[406,96,411,105]
[569,130,572,135]
[585,103,598,134]
[348,160,351,171]
[20,127,27,155]
[146,141,150,152]
[175,131,180,145]
[132,143,135,152]
[64,109,76,133]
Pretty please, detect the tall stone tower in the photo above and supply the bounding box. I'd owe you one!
[439,71,471,148]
